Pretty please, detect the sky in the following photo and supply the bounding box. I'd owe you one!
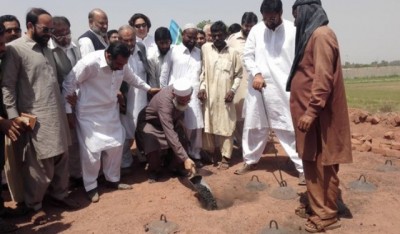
[1,0,399,64]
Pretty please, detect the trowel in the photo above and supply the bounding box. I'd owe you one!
[181,167,218,210]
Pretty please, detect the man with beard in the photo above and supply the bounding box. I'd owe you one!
[147,27,172,85]
[78,8,108,57]
[159,24,203,166]
[0,15,21,43]
[136,80,196,183]
[117,25,155,171]
[226,12,258,150]
[198,21,243,170]
[63,41,159,202]
[1,8,79,225]
[234,0,304,184]
[288,0,352,232]
[49,16,82,187]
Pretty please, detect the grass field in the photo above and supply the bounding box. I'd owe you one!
[344,76,400,113]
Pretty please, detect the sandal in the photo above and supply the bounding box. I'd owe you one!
[217,161,229,170]
[31,209,48,226]
[305,216,341,233]
[217,157,230,170]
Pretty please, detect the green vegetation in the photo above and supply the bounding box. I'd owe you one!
[345,76,400,113]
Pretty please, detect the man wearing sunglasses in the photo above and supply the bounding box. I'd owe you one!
[0,15,21,43]
[1,8,79,225]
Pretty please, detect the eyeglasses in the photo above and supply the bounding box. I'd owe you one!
[52,33,71,41]
[35,24,55,34]
[134,23,147,29]
[5,27,21,34]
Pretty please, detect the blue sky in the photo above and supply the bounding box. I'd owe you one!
[1,0,399,63]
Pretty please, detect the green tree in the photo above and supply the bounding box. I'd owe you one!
[197,20,212,30]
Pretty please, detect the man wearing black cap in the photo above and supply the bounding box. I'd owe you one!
[288,0,352,232]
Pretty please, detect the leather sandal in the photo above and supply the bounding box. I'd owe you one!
[304,216,341,233]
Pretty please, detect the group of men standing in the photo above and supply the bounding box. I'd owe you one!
[0,0,352,233]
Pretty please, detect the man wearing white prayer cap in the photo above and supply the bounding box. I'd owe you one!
[136,79,196,183]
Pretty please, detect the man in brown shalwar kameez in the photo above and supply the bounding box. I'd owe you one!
[288,0,352,232]
[136,80,196,183]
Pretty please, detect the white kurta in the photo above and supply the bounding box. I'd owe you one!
[243,20,296,131]
[159,44,203,130]
[120,47,147,139]
[63,50,151,154]
[136,35,156,51]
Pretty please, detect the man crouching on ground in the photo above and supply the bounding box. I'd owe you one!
[136,80,196,183]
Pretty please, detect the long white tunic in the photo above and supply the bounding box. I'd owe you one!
[243,20,296,131]
[120,47,147,139]
[63,50,151,153]
[159,44,203,129]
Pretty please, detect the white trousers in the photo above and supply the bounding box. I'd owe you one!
[242,128,303,173]
[185,128,202,159]
[79,141,123,192]
[121,139,133,168]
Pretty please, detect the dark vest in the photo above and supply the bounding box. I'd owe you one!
[79,30,106,51]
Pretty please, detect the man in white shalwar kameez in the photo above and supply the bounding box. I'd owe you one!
[159,23,203,162]
[234,0,304,184]
[63,41,159,202]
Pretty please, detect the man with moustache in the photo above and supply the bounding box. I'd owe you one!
[226,12,258,149]
[234,0,304,183]
[198,21,243,170]
[0,15,21,43]
[136,80,196,183]
[147,27,172,85]
[48,16,83,187]
[1,8,79,225]
[288,0,352,232]
[159,24,203,166]
[117,25,155,170]
[78,8,108,57]
[63,41,159,202]
[196,30,206,48]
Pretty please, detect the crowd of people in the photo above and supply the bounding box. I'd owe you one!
[0,0,352,232]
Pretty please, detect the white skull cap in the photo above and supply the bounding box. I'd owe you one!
[173,80,193,97]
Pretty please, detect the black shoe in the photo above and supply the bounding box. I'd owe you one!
[87,188,99,203]
[69,177,84,188]
[49,196,80,210]
[106,182,132,190]
[193,159,204,168]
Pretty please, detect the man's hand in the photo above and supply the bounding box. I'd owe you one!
[252,73,266,91]
[198,89,207,101]
[67,113,76,129]
[297,114,315,132]
[148,88,161,96]
[184,158,197,176]
[12,117,29,132]
[0,118,22,141]
[224,90,235,103]
[66,93,78,108]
